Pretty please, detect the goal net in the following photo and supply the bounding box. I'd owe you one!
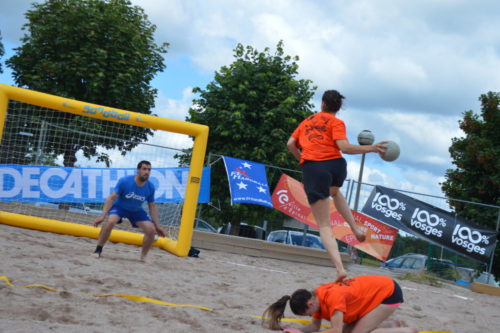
[0,84,209,257]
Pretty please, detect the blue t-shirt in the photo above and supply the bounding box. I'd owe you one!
[113,175,155,211]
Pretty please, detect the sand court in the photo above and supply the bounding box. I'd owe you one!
[1,224,499,333]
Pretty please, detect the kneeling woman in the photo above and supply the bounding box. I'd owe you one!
[263,275,417,333]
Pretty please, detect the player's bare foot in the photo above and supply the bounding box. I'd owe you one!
[335,269,347,282]
[140,256,152,264]
[90,252,101,259]
[394,320,407,327]
[353,228,366,242]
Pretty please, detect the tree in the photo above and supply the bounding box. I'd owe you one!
[180,41,316,229]
[442,92,500,227]
[441,91,500,277]
[5,0,167,167]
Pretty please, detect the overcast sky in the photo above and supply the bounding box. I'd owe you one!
[1,0,499,203]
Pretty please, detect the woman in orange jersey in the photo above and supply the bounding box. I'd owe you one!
[287,90,387,282]
[263,275,417,333]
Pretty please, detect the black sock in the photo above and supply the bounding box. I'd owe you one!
[94,245,103,254]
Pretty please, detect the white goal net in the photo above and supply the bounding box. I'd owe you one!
[0,99,203,241]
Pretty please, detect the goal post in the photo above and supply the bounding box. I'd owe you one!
[0,84,209,257]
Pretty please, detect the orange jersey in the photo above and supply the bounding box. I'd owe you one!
[291,112,347,164]
[312,275,395,324]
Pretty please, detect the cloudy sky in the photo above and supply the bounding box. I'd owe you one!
[1,0,499,203]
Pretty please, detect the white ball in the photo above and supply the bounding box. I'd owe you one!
[380,141,400,162]
[358,130,374,145]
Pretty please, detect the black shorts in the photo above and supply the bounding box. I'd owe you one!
[301,158,347,205]
[381,280,404,305]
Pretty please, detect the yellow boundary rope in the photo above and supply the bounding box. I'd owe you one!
[0,276,451,332]
[1,275,212,311]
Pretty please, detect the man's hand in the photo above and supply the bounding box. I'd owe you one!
[282,327,302,333]
[93,216,105,227]
[155,225,166,238]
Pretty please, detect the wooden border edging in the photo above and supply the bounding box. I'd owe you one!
[471,282,500,296]
[191,230,351,266]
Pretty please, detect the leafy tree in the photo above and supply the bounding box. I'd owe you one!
[441,91,500,277]
[180,41,316,230]
[442,92,500,226]
[5,0,167,167]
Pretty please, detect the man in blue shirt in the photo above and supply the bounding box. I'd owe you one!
[91,160,165,263]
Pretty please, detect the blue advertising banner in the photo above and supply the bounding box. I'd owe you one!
[0,165,211,203]
[361,186,497,263]
[222,156,273,208]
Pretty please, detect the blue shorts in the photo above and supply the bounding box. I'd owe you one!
[302,158,347,204]
[108,206,152,228]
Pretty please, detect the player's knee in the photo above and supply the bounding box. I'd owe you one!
[143,224,156,236]
[319,225,333,235]
[105,219,118,228]
[105,215,121,227]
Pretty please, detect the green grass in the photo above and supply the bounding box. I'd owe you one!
[359,257,382,267]
[399,271,444,287]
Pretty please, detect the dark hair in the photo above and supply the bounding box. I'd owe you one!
[322,90,345,112]
[262,289,313,330]
[137,160,151,169]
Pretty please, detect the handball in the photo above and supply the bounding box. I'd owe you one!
[379,141,400,162]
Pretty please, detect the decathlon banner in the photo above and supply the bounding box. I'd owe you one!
[0,165,211,203]
[222,156,273,208]
[361,186,497,263]
[271,174,398,261]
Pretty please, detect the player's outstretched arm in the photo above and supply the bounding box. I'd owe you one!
[336,139,387,155]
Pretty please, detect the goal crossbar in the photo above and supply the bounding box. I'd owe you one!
[0,84,209,257]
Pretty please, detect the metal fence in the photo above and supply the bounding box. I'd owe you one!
[344,179,500,276]
[199,154,499,277]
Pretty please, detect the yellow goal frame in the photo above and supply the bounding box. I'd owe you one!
[0,84,209,257]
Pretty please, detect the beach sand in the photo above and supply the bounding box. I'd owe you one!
[1,223,499,333]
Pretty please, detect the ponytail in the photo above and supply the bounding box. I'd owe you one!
[263,289,314,330]
[262,295,291,330]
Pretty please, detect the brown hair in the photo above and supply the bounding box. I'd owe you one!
[322,90,345,112]
[262,289,313,330]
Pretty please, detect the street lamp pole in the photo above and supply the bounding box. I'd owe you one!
[353,130,374,212]
[353,153,367,211]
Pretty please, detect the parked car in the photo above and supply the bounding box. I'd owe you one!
[193,218,217,233]
[380,253,458,280]
[267,230,325,250]
[218,222,266,240]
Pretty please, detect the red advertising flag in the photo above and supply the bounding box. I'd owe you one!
[272,174,398,261]
[330,210,398,261]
